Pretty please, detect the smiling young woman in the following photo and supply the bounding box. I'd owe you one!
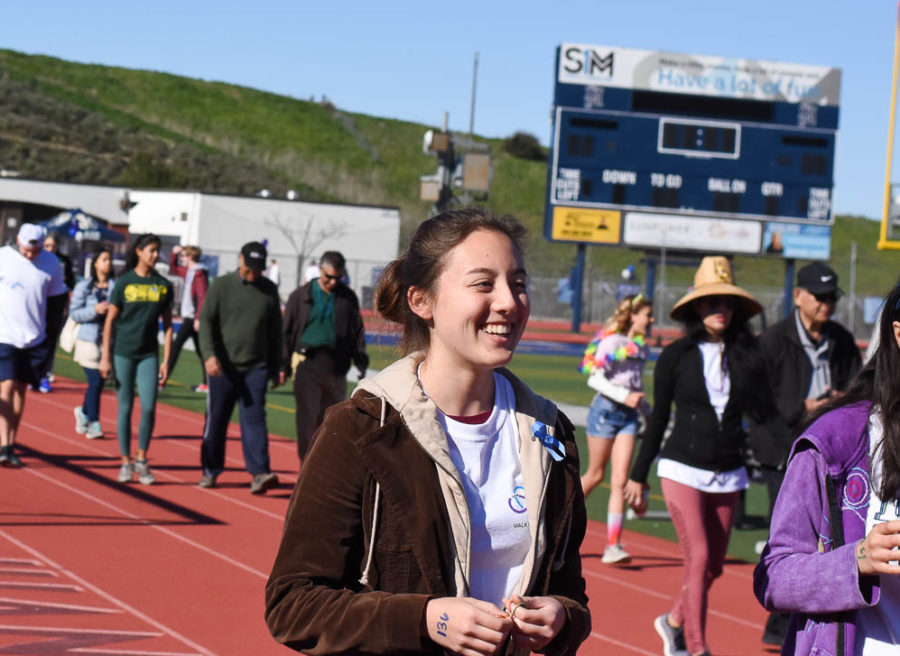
[265,207,590,656]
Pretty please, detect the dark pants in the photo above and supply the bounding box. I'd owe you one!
[761,466,789,645]
[168,318,204,380]
[81,367,104,422]
[202,366,271,477]
[293,350,346,461]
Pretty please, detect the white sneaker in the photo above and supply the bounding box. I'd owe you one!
[85,421,103,439]
[117,462,134,483]
[601,543,632,564]
[134,459,155,485]
[73,407,87,435]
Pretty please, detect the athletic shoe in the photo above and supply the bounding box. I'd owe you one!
[117,462,134,483]
[73,407,88,435]
[250,472,279,495]
[85,421,103,440]
[654,614,688,656]
[38,377,52,393]
[134,459,156,485]
[192,383,209,393]
[601,543,632,565]
[198,474,217,489]
[1,445,23,468]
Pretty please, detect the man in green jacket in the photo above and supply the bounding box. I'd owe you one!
[198,241,285,494]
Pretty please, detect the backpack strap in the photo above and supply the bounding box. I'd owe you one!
[825,474,846,656]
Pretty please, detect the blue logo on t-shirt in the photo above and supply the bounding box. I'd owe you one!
[508,485,527,514]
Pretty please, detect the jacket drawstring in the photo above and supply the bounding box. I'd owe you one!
[359,397,387,586]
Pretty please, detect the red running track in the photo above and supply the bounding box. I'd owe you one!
[0,378,776,655]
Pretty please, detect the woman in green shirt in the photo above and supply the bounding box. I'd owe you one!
[100,233,174,485]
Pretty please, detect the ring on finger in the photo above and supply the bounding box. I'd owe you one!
[509,602,524,620]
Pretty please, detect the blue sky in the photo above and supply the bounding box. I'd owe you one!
[2,0,897,219]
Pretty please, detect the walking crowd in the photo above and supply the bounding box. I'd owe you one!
[0,206,897,656]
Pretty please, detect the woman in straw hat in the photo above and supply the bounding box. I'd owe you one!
[624,255,768,656]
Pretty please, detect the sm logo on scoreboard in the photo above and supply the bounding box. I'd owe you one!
[561,46,613,80]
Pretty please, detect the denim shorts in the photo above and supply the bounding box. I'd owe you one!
[0,342,51,387]
[586,394,639,439]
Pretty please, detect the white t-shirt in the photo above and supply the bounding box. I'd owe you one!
[438,372,531,606]
[856,412,900,653]
[0,246,67,348]
[698,340,730,421]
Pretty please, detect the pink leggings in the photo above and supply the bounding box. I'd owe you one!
[661,478,740,655]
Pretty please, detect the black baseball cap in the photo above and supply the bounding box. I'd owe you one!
[797,261,840,296]
[240,242,267,270]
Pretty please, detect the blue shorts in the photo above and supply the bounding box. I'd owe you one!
[586,395,639,439]
[0,342,52,387]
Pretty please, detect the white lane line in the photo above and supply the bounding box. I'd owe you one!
[589,631,658,655]
[21,466,269,581]
[21,421,290,522]
[585,568,763,630]
[0,530,214,656]
[0,581,82,592]
[583,523,756,581]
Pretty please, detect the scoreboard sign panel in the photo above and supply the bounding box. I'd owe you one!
[545,44,841,258]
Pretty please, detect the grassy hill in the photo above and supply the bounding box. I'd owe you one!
[0,48,896,296]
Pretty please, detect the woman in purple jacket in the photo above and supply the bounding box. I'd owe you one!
[755,284,900,655]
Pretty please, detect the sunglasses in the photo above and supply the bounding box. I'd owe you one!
[320,270,343,282]
[812,292,837,303]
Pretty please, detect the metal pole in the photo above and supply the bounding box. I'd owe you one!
[571,243,586,333]
[645,256,657,340]
[879,1,900,249]
[783,259,795,319]
[469,52,479,137]
[849,241,858,335]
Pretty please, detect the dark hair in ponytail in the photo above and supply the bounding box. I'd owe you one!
[374,207,528,355]
[800,283,900,500]
[126,233,160,271]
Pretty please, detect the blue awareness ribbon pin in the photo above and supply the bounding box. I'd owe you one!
[531,421,565,462]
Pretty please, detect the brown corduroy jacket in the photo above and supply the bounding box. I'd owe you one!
[265,355,590,655]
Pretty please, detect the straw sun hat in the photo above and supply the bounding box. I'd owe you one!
[669,256,762,322]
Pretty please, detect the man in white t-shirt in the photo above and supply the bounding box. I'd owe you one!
[0,224,68,466]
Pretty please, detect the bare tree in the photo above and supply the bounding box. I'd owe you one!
[263,210,348,287]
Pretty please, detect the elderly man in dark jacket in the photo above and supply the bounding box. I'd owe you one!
[748,261,861,645]
[282,251,368,461]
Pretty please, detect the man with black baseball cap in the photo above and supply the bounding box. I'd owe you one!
[747,260,861,646]
[197,241,284,494]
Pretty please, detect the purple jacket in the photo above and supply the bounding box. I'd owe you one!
[754,401,880,656]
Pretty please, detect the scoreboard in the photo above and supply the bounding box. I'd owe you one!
[545,44,841,259]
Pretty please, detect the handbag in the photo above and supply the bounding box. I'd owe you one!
[59,316,79,353]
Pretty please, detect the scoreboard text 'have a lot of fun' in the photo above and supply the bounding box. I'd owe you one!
[545,44,841,260]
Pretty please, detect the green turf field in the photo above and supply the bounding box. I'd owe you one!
[51,343,770,563]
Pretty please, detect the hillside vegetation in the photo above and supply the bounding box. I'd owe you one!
[0,48,896,296]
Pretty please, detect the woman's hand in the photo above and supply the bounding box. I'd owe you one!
[623,479,647,507]
[157,361,169,386]
[425,597,512,655]
[94,301,109,315]
[99,357,111,379]
[623,391,645,409]
[856,520,900,576]
[504,595,565,651]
